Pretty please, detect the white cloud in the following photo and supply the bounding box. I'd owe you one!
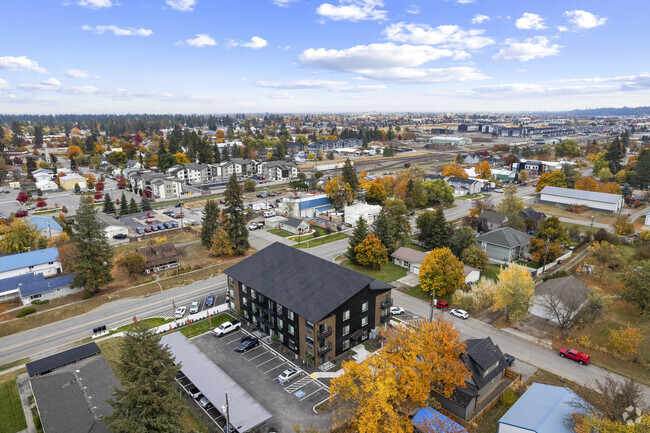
[256,79,386,92]
[182,33,217,47]
[471,14,490,24]
[406,4,420,15]
[385,22,494,50]
[229,36,268,49]
[564,10,607,29]
[65,68,98,79]
[42,78,61,86]
[515,13,546,30]
[360,66,486,83]
[557,26,569,32]
[492,36,561,61]
[78,0,112,9]
[0,78,9,89]
[316,0,387,22]
[0,56,47,73]
[457,0,473,4]
[81,25,153,36]
[272,0,297,6]
[263,91,295,99]
[166,0,196,12]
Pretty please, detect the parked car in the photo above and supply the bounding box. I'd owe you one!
[174,202,183,208]
[145,220,153,224]
[263,210,276,218]
[235,337,259,353]
[189,300,200,314]
[144,227,152,233]
[213,320,241,337]
[249,222,264,230]
[113,233,128,239]
[113,214,121,219]
[390,306,405,315]
[504,353,516,366]
[163,209,174,216]
[136,227,144,234]
[171,222,179,228]
[435,300,450,310]
[157,224,165,230]
[450,309,469,319]
[493,188,504,193]
[219,199,226,204]
[151,225,158,232]
[198,396,211,408]
[205,293,215,308]
[146,212,155,218]
[277,368,301,385]
[559,349,590,365]
[187,386,202,399]
[275,198,282,203]
[174,213,183,219]
[163,222,173,229]
[174,306,186,318]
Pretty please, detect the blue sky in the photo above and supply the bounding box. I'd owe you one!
[0,0,648,114]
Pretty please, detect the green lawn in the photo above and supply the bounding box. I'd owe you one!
[341,260,406,283]
[178,313,234,338]
[484,264,502,281]
[402,240,428,252]
[403,284,453,304]
[617,244,636,262]
[267,228,293,238]
[0,359,29,373]
[456,193,486,200]
[294,233,349,249]
[516,260,541,269]
[0,380,27,433]
[112,317,173,335]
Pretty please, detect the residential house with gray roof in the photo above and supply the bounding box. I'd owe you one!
[476,227,530,261]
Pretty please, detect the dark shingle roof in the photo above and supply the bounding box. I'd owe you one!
[462,337,507,390]
[448,177,481,185]
[283,216,308,228]
[225,242,393,322]
[521,207,546,222]
[480,210,508,225]
[476,227,530,248]
[136,242,178,267]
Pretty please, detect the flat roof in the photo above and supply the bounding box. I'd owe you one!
[161,332,271,433]
[540,186,622,204]
[27,342,100,377]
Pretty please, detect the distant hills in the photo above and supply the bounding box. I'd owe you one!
[561,106,650,116]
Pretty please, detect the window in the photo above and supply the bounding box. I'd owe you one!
[361,316,368,327]
[361,301,368,313]
[252,316,258,325]
[228,276,234,287]
[277,318,283,329]
[229,289,235,299]
[277,332,284,343]
[342,310,350,321]
[287,310,294,321]
[305,336,314,348]
[30,294,42,300]
[342,325,350,336]
[241,283,248,293]
[288,324,295,335]
[342,340,350,350]
[251,289,257,300]
[241,297,248,306]
[276,304,283,315]
[243,310,249,319]
[252,304,258,314]
[230,301,235,310]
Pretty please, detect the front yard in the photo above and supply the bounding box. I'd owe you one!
[0,380,27,433]
[341,260,407,283]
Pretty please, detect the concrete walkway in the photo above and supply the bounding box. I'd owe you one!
[16,372,37,433]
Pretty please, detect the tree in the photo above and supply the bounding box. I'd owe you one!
[385,199,411,245]
[423,179,454,206]
[518,169,529,183]
[16,190,29,206]
[365,180,387,205]
[452,278,496,313]
[561,164,581,188]
[536,216,569,244]
[537,282,589,332]
[115,252,146,278]
[71,196,113,294]
[354,234,388,270]
[604,137,624,174]
[325,176,355,210]
[102,192,116,214]
[598,166,613,182]
[341,158,359,192]
[210,228,234,257]
[243,178,256,192]
[107,151,128,166]
[416,209,450,250]
[496,184,524,216]
[372,211,395,254]
[461,245,489,271]
[36,197,47,208]
[450,226,476,257]
[575,176,598,191]
[536,171,567,192]
[201,199,220,248]
[128,197,139,214]
[621,260,650,313]
[223,174,249,255]
[630,148,650,189]
[555,139,581,158]
[140,197,152,212]
[613,215,634,236]
[330,319,469,433]
[116,177,126,189]
[404,178,427,209]
[107,322,184,433]
[492,263,534,323]
[474,161,492,179]
[469,198,494,217]
[608,324,642,358]
[529,237,562,264]
[347,217,368,264]
[571,376,646,426]
[67,145,83,160]
[173,152,190,165]
[119,192,128,215]
[0,219,42,253]
[441,163,468,178]
[418,247,464,297]
[589,241,625,271]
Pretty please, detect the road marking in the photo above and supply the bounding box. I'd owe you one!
[256,356,279,367]
[248,351,269,361]
[0,280,226,353]
[300,388,325,401]
[264,363,287,374]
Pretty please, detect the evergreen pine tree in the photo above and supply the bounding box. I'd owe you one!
[71,196,113,294]
[223,174,249,255]
[372,211,395,254]
[201,199,220,247]
[426,208,451,249]
[604,137,624,174]
[103,192,115,214]
[347,216,369,264]
[107,322,184,433]
[631,148,650,189]
[128,197,139,214]
[214,144,222,163]
[119,192,128,215]
[140,197,152,211]
[342,158,359,192]
[222,146,231,161]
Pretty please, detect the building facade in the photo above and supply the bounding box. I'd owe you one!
[539,186,623,213]
[0,247,62,280]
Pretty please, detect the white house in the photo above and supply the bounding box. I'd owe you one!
[35,179,58,192]
[539,186,623,213]
[0,247,61,280]
[23,216,63,238]
[447,177,483,196]
[391,247,428,274]
[96,212,129,239]
[3,273,79,305]
[463,265,481,284]
[344,203,382,226]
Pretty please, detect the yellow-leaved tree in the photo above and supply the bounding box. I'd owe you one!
[210,228,234,257]
[474,161,492,179]
[174,152,190,165]
[441,163,468,179]
[354,234,388,270]
[492,263,534,323]
[330,318,469,433]
[418,247,465,297]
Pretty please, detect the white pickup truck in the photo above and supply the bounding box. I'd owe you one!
[213,320,241,337]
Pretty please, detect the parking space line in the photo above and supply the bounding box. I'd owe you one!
[264,363,287,374]
[241,345,263,355]
[248,351,269,361]
[300,388,326,401]
[256,356,279,367]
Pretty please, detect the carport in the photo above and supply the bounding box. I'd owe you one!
[162,332,272,432]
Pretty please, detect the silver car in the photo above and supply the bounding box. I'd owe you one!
[189,300,200,314]
[277,368,301,385]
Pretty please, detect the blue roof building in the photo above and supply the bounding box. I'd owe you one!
[498,383,585,433]
[413,407,467,433]
[0,247,61,278]
[1,273,77,305]
[24,216,63,234]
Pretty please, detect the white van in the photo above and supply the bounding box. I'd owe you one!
[263,210,276,218]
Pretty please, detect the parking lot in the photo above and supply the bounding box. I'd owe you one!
[119,210,182,234]
[193,326,332,432]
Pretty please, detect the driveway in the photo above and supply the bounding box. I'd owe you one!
[391,290,650,403]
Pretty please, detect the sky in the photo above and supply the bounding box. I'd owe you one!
[1,0,649,114]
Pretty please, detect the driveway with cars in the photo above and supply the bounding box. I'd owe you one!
[192,326,332,432]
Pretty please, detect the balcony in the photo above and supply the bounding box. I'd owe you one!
[381,299,393,309]
[380,314,391,323]
[317,326,332,340]
[262,306,274,315]
[263,319,275,330]
[318,344,332,356]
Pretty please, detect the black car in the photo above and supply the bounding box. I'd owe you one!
[504,353,515,366]
[235,337,259,352]
[205,293,215,308]
[113,233,128,239]
[174,202,183,208]
[219,199,226,204]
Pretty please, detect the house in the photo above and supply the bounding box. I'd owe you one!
[498,383,587,433]
[480,211,508,230]
[539,186,624,213]
[520,207,546,225]
[59,174,87,191]
[0,247,61,280]
[463,265,481,284]
[463,153,481,164]
[127,170,182,200]
[492,169,516,181]
[434,337,508,420]
[35,179,58,192]
[476,227,530,262]
[136,242,179,273]
[125,159,142,170]
[1,273,78,305]
[95,212,129,239]
[225,242,394,367]
[391,247,427,274]
[344,203,382,226]
[530,276,589,323]
[278,217,310,235]
[32,169,54,183]
[447,177,483,196]
[510,160,548,175]
[424,174,446,181]
[257,161,298,181]
[23,216,63,238]
[413,407,467,433]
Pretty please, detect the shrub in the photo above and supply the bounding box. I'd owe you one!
[569,205,589,214]
[500,388,518,408]
[593,228,612,243]
[82,291,94,300]
[31,299,49,305]
[542,270,568,281]
[17,307,37,318]
[633,245,650,261]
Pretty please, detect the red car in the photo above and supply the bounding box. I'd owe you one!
[559,349,590,365]
[430,300,449,310]
[174,213,183,219]
[145,219,153,224]
[146,212,154,218]
[144,227,152,233]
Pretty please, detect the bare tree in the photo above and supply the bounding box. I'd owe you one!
[570,376,645,421]
[537,289,588,333]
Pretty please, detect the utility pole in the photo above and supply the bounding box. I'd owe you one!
[222,392,230,433]
[542,234,551,271]
[429,291,435,322]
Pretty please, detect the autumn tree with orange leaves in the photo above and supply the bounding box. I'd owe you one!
[475,161,492,179]
[441,163,468,179]
[354,234,388,270]
[329,318,469,433]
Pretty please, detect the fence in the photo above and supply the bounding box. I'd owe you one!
[533,250,573,276]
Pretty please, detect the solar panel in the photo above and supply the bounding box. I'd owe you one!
[26,342,101,377]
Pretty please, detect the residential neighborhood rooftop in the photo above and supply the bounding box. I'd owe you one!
[475,227,530,248]
[0,247,59,273]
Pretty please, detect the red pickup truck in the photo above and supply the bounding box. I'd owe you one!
[559,349,590,365]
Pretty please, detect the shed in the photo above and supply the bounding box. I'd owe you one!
[463,265,481,284]
[264,215,288,229]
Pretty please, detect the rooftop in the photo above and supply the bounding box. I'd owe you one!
[2,272,75,298]
[540,186,622,204]
[23,216,63,232]
[0,247,59,273]
[391,247,428,264]
[476,227,530,248]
